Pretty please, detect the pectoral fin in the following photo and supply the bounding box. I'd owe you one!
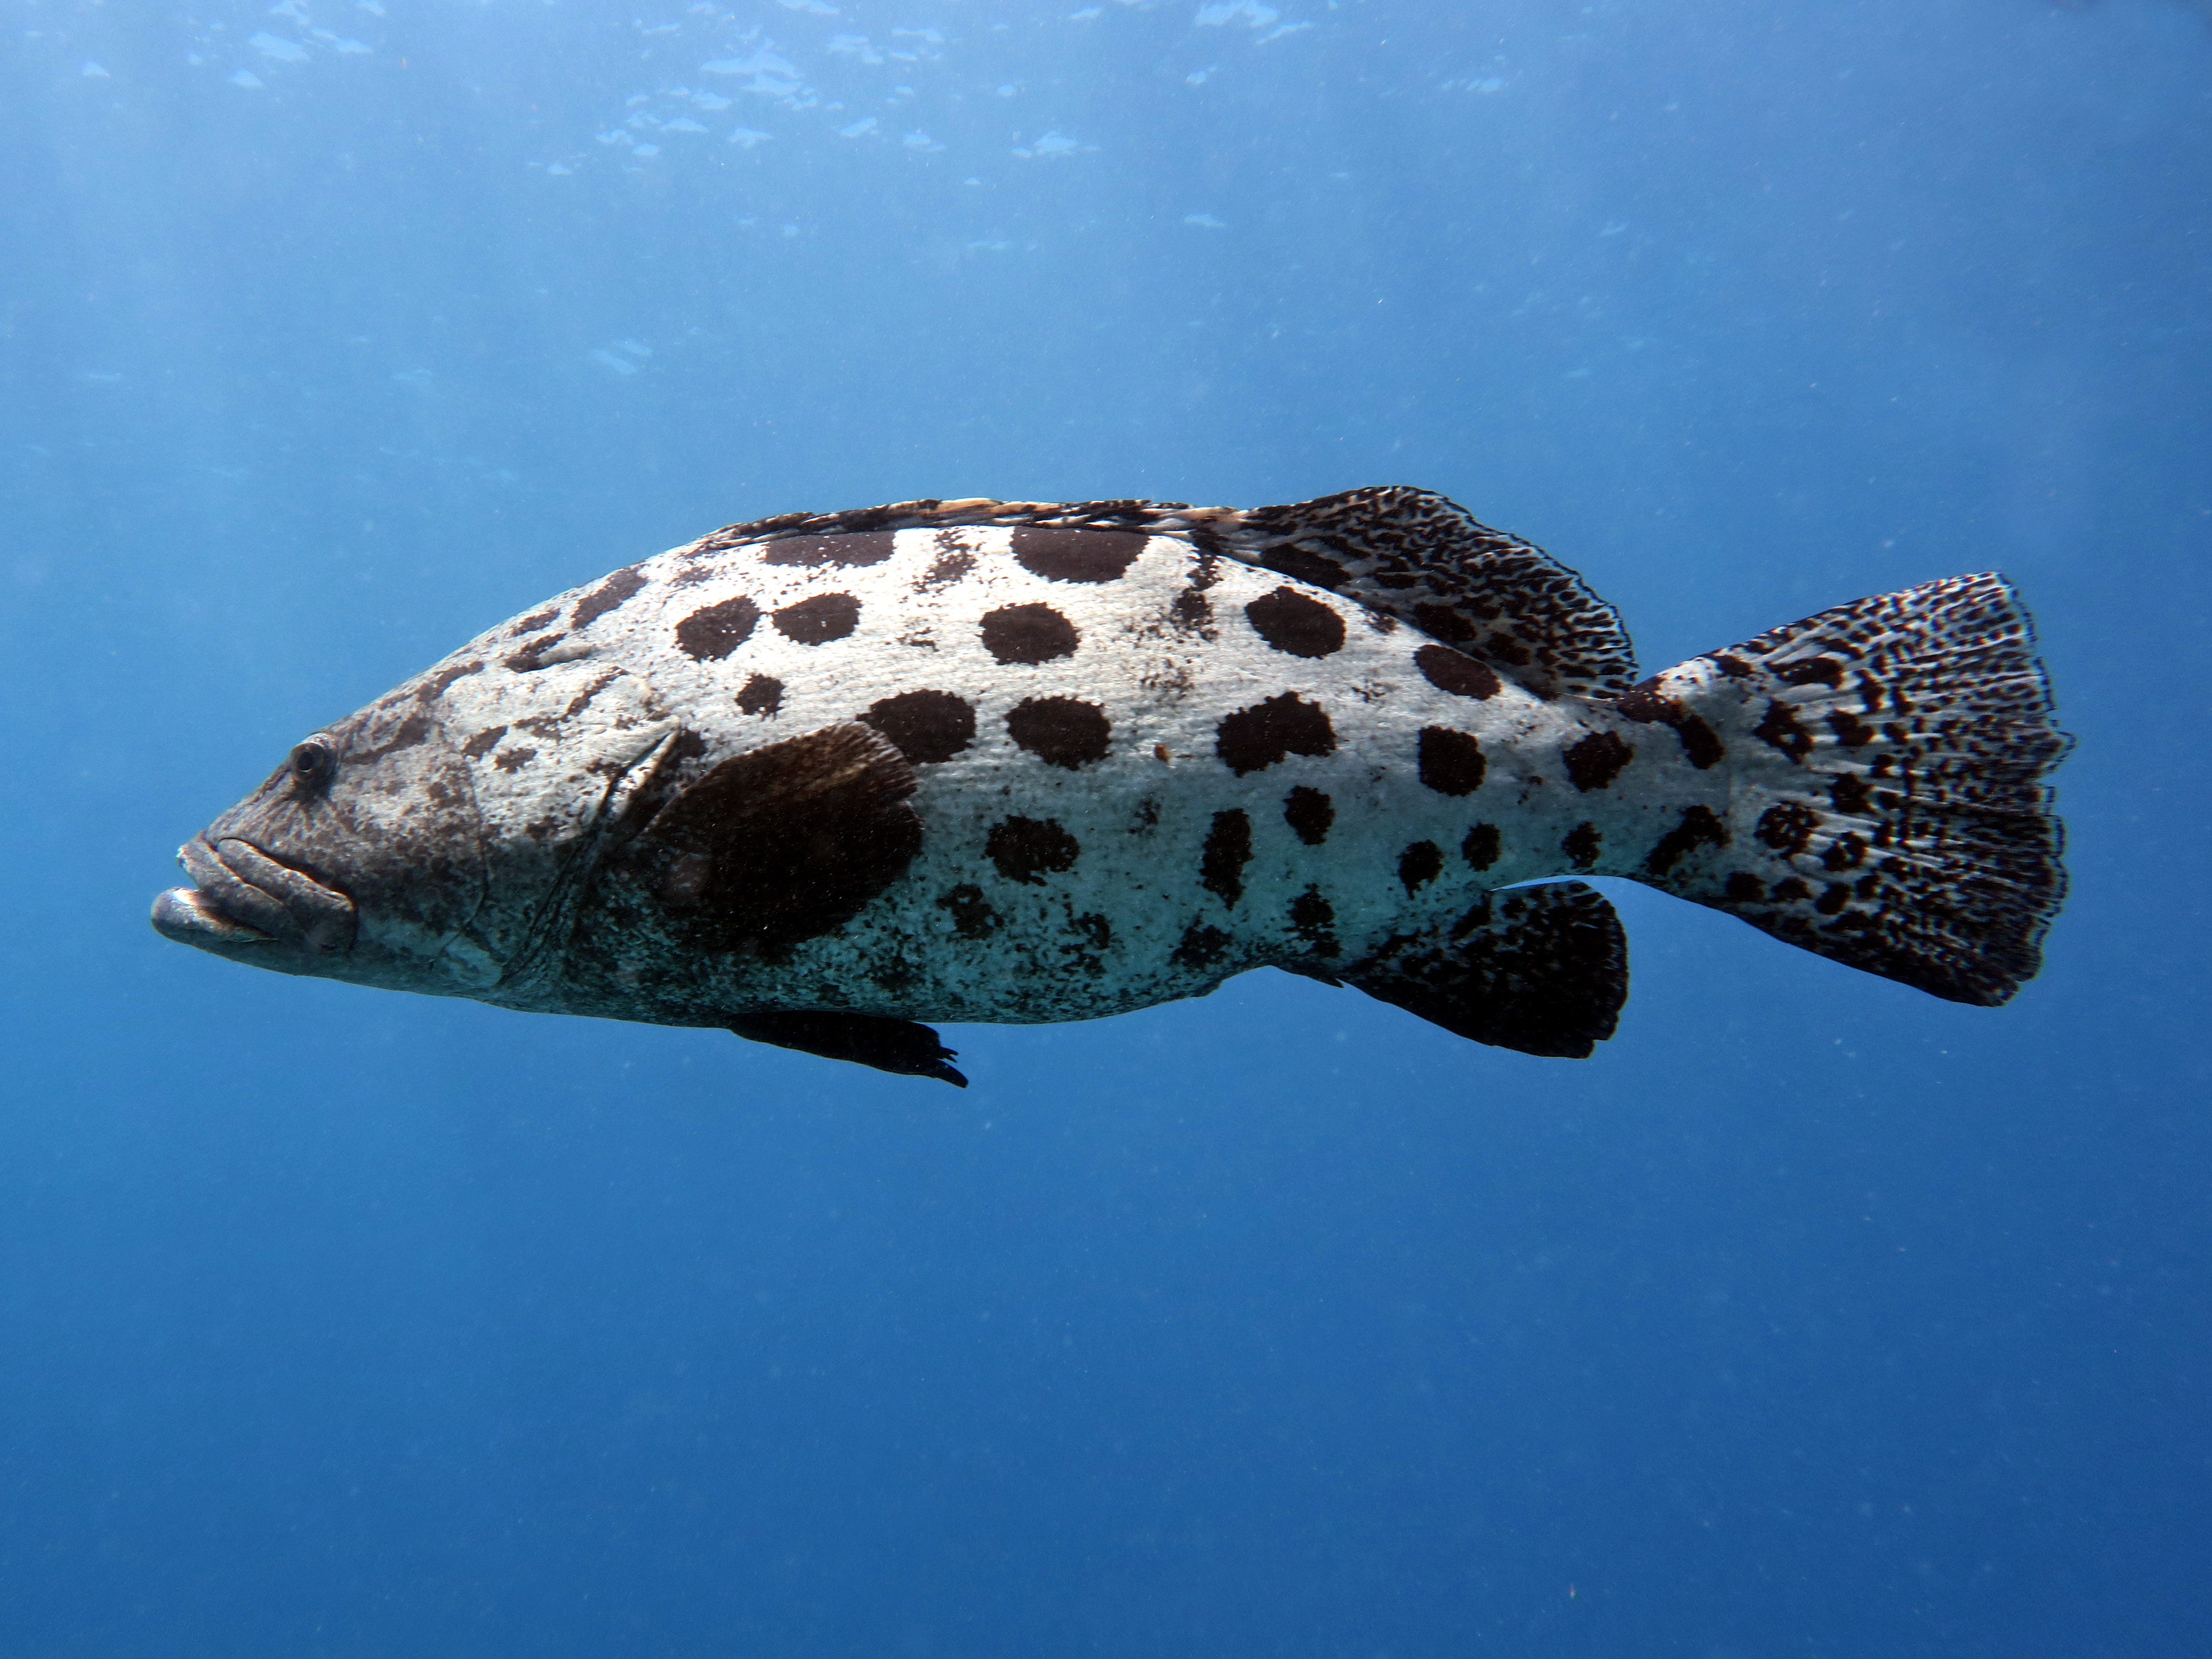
[729,1010,967,1086]
[642,722,923,960]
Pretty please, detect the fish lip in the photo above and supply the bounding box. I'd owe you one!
[153,836,359,956]
[151,884,273,946]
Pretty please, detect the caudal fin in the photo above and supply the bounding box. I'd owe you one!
[1617,573,2070,1005]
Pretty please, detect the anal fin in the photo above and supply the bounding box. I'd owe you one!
[1329,882,1627,1058]
[729,1010,967,1087]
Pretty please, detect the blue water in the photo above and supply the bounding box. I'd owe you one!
[5,2,2208,1653]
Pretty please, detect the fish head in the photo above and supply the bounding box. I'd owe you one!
[152,649,679,999]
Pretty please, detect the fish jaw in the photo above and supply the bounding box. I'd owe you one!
[152,835,359,968]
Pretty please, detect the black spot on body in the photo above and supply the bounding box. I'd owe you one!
[863,690,976,764]
[1771,877,1813,903]
[1170,923,1232,969]
[775,592,861,646]
[1289,887,1339,956]
[675,596,761,661]
[1398,841,1444,895]
[980,603,1079,665]
[1201,811,1253,907]
[1283,786,1334,845]
[736,674,783,716]
[1417,727,1486,796]
[1755,802,1820,856]
[938,884,999,939]
[353,709,434,762]
[421,661,484,700]
[1462,823,1502,871]
[1753,699,1814,763]
[1614,683,1725,768]
[505,634,565,671]
[1171,586,1215,635]
[762,532,895,568]
[572,566,649,630]
[1673,714,1725,769]
[461,725,507,760]
[512,607,560,635]
[1562,822,1602,870]
[495,747,537,773]
[1644,805,1730,877]
[986,816,1080,885]
[1245,586,1346,658]
[919,545,975,590]
[1012,526,1144,584]
[1415,643,1501,700]
[1724,872,1765,902]
[1006,697,1110,769]
[1563,730,1635,792]
[1215,694,1337,776]
[1064,911,1113,974]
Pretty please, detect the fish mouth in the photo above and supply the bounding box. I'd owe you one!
[152,837,358,957]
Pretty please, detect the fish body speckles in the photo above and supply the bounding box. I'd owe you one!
[154,488,2071,1084]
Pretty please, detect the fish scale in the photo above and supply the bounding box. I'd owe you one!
[152,487,2070,1086]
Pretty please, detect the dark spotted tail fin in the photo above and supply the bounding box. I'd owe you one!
[1617,573,2070,1005]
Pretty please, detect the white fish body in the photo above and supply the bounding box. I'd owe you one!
[155,488,2069,1084]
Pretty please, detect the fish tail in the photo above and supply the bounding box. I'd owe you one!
[1614,572,2071,1005]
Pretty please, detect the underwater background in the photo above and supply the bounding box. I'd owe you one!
[4,1,2208,1653]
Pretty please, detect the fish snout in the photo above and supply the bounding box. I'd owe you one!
[152,837,358,957]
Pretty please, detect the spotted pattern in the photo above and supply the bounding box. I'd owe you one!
[1244,586,1345,658]
[986,816,1079,885]
[736,674,783,716]
[1200,811,1253,907]
[1398,841,1444,896]
[1013,526,1144,584]
[980,603,1079,665]
[573,567,649,630]
[1461,823,1502,872]
[1283,786,1333,846]
[1417,727,1486,796]
[775,593,861,646]
[1563,730,1635,792]
[1215,693,1337,776]
[675,596,761,662]
[863,690,976,764]
[1645,806,1729,876]
[1171,923,1231,968]
[762,531,895,568]
[1415,643,1500,701]
[1288,888,1340,956]
[1006,697,1111,769]
[938,884,999,939]
[1563,822,1602,870]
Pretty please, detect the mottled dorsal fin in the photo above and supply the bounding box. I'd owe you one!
[683,486,1636,700]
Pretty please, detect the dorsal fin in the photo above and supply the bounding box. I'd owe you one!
[680,486,1638,701]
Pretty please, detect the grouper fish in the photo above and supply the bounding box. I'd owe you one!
[152,487,2070,1085]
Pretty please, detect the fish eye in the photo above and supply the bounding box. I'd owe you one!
[289,740,334,788]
